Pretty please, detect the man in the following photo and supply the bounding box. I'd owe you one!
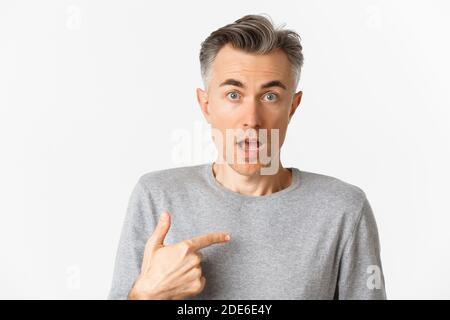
[108,14,386,300]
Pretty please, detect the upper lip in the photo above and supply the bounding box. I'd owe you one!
[237,138,260,145]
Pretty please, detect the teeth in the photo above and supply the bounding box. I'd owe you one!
[238,139,259,149]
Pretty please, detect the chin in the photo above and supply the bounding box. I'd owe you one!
[229,162,263,177]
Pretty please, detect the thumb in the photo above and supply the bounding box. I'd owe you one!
[148,211,171,247]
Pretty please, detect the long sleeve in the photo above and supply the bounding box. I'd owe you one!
[107,178,156,300]
[335,196,387,299]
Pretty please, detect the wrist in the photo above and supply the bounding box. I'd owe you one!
[128,279,164,300]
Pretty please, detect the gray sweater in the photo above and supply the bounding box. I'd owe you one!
[108,163,386,299]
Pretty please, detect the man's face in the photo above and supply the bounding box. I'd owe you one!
[197,43,303,176]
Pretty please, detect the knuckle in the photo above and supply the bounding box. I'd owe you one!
[180,240,192,252]
[192,278,203,292]
[193,254,202,265]
[193,266,202,278]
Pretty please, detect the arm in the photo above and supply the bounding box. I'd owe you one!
[107,178,155,300]
[335,196,387,300]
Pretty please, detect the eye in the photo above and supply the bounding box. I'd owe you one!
[263,92,278,102]
[226,91,241,101]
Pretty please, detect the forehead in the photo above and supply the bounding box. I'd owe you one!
[211,43,293,87]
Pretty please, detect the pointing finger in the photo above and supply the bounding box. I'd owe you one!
[188,232,231,251]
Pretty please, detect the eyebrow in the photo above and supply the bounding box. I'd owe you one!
[219,78,287,90]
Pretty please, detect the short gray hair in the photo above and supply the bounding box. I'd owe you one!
[199,14,304,92]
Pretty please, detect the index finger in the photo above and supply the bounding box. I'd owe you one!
[188,232,231,251]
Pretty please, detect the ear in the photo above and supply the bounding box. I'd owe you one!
[288,91,303,123]
[196,87,211,124]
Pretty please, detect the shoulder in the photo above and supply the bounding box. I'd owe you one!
[298,169,369,215]
[296,169,376,243]
[136,163,208,194]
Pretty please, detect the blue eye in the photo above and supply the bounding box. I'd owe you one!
[227,91,240,100]
[264,93,278,102]
[226,91,278,102]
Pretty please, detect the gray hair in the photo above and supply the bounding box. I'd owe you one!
[199,14,304,92]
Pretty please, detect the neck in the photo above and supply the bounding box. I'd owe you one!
[212,161,292,196]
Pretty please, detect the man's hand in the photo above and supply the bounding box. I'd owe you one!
[128,210,231,300]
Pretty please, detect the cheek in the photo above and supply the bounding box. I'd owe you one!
[277,129,288,147]
[266,124,288,147]
[208,105,239,128]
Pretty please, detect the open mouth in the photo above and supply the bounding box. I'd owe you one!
[236,138,261,151]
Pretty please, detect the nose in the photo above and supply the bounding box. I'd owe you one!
[242,99,262,129]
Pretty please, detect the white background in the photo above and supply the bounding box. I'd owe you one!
[1,0,449,299]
